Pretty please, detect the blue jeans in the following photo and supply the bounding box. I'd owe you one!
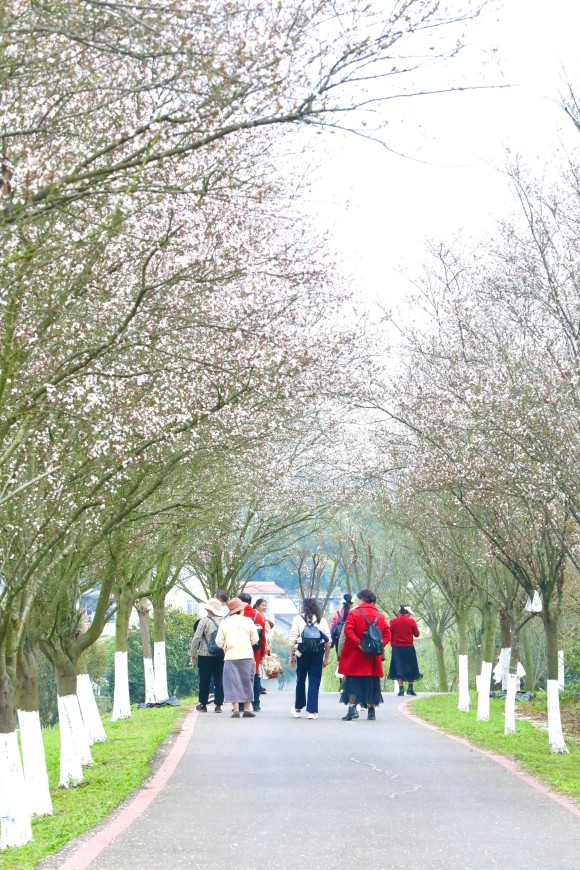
[253,673,262,710]
[295,652,324,713]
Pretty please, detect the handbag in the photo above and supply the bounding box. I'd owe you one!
[262,653,284,678]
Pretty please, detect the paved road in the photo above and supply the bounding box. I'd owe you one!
[55,690,580,870]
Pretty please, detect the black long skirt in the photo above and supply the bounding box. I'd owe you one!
[388,646,423,682]
[339,675,383,707]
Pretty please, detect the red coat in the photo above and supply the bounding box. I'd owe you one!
[389,614,420,647]
[338,603,391,677]
[242,605,267,672]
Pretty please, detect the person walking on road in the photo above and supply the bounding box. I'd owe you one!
[239,591,267,711]
[388,605,423,696]
[255,597,274,696]
[216,598,259,718]
[189,598,225,713]
[289,597,331,719]
[338,589,390,721]
[255,598,275,648]
[330,592,353,654]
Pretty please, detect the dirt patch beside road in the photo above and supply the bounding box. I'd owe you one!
[518,698,580,741]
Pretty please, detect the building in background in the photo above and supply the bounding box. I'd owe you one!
[83,577,343,639]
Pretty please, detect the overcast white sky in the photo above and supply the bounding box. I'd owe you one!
[301,0,580,313]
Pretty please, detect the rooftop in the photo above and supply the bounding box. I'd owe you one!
[243,581,288,595]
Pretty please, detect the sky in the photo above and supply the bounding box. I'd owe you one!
[301,0,580,315]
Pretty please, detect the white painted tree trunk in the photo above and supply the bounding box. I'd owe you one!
[77,673,106,744]
[143,656,157,704]
[0,731,33,849]
[457,654,470,711]
[153,641,169,701]
[504,672,518,734]
[72,694,93,766]
[393,681,399,694]
[476,661,492,721]
[16,710,52,816]
[112,650,132,721]
[547,679,568,754]
[499,647,511,691]
[57,695,87,787]
[558,650,565,690]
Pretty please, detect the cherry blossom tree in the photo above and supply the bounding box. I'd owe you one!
[0,0,499,848]
[372,149,580,749]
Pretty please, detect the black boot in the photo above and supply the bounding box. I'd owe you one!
[397,687,405,697]
[407,685,416,696]
[367,707,376,720]
[342,705,359,721]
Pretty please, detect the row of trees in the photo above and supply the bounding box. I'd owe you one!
[371,138,580,752]
[0,0,490,851]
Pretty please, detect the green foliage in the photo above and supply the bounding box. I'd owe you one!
[163,609,200,698]
[0,703,190,870]
[103,608,199,704]
[565,639,580,696]
[322,657,341,692]
[38,637,116,727]
[412,694,580,802]
[79,638,110,681]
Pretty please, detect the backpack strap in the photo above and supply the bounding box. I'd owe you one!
[359,611,379,628]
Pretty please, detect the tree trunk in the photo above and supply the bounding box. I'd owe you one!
[457,613,470,712]
[476,603,496,721]
[504,628,521,735]
[543,612,568,754]
[498,608,512,691]
[137,600,156,704]
[112,586,134,721]
[0,657,32,848]
[152,594,169,701]
[76,673,106,744]
[55,660,92,786]
[14,640,39,714]
[432,634,448,692]
[15,642,52,816]
[521,623,535,692]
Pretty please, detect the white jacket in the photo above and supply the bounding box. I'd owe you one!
[216,614,258,660]
[289,615,331,654]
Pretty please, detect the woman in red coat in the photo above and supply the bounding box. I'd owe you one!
[388,605,423,696]
[337,589,391,721]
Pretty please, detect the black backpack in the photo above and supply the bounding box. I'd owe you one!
[330,605,350,649]
[299,621,325,655]
[359,611,384,656]
[206,616,224,657]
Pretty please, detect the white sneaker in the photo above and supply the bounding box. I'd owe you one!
[290,707,301,718]
[307,713,316,720]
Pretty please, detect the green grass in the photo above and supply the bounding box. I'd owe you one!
[412,693,580,804]
[0,700,193,870]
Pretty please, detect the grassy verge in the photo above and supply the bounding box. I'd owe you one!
[0,700,193,870]
[411,693,580,805]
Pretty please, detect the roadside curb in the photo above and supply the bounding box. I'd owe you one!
[399,698,580,820]
[56,707,199,869]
